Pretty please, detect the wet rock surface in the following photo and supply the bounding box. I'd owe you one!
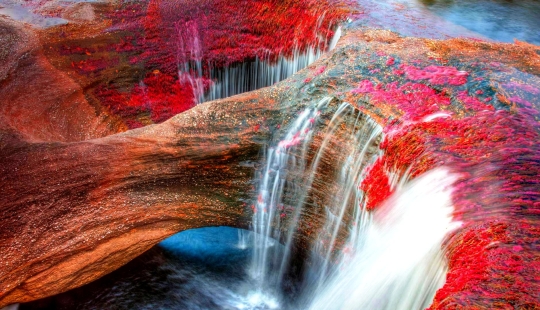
[0,18,122,142]
[1,0,539,308]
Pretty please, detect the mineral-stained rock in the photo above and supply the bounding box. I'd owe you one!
[1,20,539,310]
[0,90,263,305]
[0,18,124,142]
[0,71,376,305]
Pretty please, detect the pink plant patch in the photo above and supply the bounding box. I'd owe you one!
[401,64,469,85]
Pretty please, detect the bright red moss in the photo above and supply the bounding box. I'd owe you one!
[129,73,197,123]
[430,221,539,309]
[354,80,451,121]
[140,0,348,70]
[360,158,392,211]
[503,82,540,95]
[305,66,327,83]
[380,125,436,177]
[456,91,495,112]
[96,73,196,127]
[351,79,375,94]
[93,0,349,125]
[351,59,540,308]
[401,64,469,86]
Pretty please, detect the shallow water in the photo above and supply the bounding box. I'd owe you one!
[353,0,540,44]
[419,0,540,44]
[10,1,540,309]
[20,227,295,310]
[0,0,67,28]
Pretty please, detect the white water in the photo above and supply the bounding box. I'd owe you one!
[237,229,250,250]
[176,20,206,104]
[172,16,459,309]
[248,98,460,309]
[204,27,342,102]
[205,47,323,102]
[175,19,342,104]
[250,98,330,296]
[308,168,460,310]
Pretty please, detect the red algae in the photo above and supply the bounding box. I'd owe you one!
[96,73,196,127]
[354,80,451,121]
[39,0,350,128]
[140,0,349,70]
[360,158,392,211]
[350,58,540,308]
[101,0,347,124]
[456,91,495,112]
[401,64,469,86]
[430,221,540,309]
[129,73,197,123]
[305,66,328,83]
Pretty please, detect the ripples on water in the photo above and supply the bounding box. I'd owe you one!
[354,0,540,44]
[419,0,540,44]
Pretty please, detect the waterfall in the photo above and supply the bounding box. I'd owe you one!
[205,27,342,102]
[176,20,206,104]
[205,47,324,102]
[175,18,342,104]
[237,229,250,250]
[250,98,328,294]
[308,168,460,310]
[328,26,342,51]
[248,97,460,309]
[248,97,379,304]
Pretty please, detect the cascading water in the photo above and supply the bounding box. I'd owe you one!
[205,47,324,102]
[248,98,328,308]
[247,97,461,309]
[19,97,464,310]
[203,16,342,102]
[175,19,342,104]
[176,20,206,104]
[308,168,460,310]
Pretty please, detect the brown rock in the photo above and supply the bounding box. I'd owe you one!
[0,18,124,142]
[1,27,539,308]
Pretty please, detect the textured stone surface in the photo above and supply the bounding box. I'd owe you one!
[0,90,263,305]
[0,77,363,305]
[0,18,123,142]
[1,2,540,309]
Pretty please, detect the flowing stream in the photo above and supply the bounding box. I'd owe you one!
[175,20,342,104]
[244,98,460,309]
[19,98,461,310]
[17,0,540,307]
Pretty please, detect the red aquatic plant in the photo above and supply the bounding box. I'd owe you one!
[360,158,392,211]
[352,58,540,308]
[400,64,469,86]
[96,72,196,127]
[94,0,349,125]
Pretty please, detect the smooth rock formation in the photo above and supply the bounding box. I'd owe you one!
[0,82,368,305]
[0,90,264,305]
[0,18,124,142]
[1,4,539,309]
